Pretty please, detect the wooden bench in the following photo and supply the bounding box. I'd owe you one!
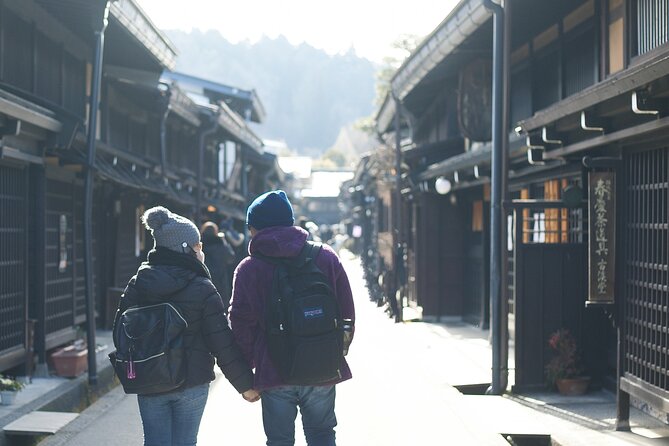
[3,411,78,436]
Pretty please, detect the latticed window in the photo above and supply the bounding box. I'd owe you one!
[624,147,669,391]
[636,0,669,55]
[0,165,27,354]
[519,179,586,245]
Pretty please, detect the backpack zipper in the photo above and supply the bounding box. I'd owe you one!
[124,302,188,327]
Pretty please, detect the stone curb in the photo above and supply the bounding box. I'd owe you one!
[0,351,118,446]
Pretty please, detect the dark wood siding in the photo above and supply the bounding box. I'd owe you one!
[2,7,33,92]
[563,26,596,97]
[35,31,61,105]
[62,52,85,117]
[533,47,561,111]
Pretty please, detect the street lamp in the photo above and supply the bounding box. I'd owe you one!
[435,176,452,195]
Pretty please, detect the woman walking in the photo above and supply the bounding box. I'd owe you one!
[200,221,236,310]
[114,206,259,445]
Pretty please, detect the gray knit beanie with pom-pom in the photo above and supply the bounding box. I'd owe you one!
[141,206,200,253]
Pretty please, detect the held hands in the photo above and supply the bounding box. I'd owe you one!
[242,388,261,403]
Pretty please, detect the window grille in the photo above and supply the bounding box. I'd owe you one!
[637,0,669,55]
[624,147,669,392]
[563,27,596,97]
[45,178,74,334]
[520,207,586,244]
[0,165,27,354]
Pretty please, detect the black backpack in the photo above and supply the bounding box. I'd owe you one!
[109,302,188,394]
[252,242,344,385]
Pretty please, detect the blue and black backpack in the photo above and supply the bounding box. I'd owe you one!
[252,242,344,385]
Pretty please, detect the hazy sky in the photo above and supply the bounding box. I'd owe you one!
[135,0,459,62]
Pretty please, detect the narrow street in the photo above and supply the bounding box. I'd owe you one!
[40,251,500,446]
[39,252,664,446]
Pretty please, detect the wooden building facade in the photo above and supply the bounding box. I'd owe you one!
[0,0,279,376]
[352,0,669,427]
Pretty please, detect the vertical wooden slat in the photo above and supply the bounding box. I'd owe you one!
[522,188,530,244]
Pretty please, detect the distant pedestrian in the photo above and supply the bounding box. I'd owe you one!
[200,221,236,309]
[114,206,259,446]
[230,190,355,446]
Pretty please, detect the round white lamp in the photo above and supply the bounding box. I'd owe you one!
[435,176,452,195]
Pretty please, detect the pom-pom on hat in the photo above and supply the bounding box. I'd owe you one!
[142,206,200,253]
[246,190,294,230]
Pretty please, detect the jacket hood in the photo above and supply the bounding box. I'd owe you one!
[133,263,196,299]
[248,226,308,258]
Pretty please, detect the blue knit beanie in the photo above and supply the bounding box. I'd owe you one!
[246,190,294,230]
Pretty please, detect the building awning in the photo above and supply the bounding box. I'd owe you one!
[217,102,264,150]
[163,71,266,124]
[419,134,526,181]
[0,88,62,132]
[168,87,201,127]
[105,67,200,127]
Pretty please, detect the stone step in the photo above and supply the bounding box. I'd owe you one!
[3,411,78,436]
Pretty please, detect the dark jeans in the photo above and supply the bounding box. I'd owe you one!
[137,383,209,446]
[261,385,337,446]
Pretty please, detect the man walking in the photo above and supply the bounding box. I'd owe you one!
[230,190,355,446]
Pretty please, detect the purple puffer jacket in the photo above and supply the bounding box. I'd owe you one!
[229,226,355,391]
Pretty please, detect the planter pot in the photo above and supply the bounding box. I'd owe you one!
[556,377,590,395]
[51,345,88,378]
[0,390,18,405]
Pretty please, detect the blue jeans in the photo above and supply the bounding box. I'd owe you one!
[261,385,337,446]
[137,383,209,446]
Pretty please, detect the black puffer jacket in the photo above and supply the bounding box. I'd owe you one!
[115,247,253,393]
[202,233,235,308]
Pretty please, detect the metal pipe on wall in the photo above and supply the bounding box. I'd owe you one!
[483,0,505,395]
[500,0,511,395]
[83,1,111,386]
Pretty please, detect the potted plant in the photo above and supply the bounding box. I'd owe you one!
[51,341,88,378]
[0,375,24,405]
[545,328,590,395]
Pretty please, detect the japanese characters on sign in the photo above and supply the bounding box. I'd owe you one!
[588,172,615,303]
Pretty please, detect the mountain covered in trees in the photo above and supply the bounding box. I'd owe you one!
[166,30,377,156]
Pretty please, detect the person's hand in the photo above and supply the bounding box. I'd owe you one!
[242,388,261,403]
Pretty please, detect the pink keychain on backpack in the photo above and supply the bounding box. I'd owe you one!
[127,352,136,380]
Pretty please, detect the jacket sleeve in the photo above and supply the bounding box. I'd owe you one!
[228,261,258,368]
[201,282,254,393]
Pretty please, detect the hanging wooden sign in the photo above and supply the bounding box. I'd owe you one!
[588,171,615,303]
[458,58,492,142]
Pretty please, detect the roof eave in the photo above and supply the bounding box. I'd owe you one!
[390,0,491,102]
[110,0,178,70]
